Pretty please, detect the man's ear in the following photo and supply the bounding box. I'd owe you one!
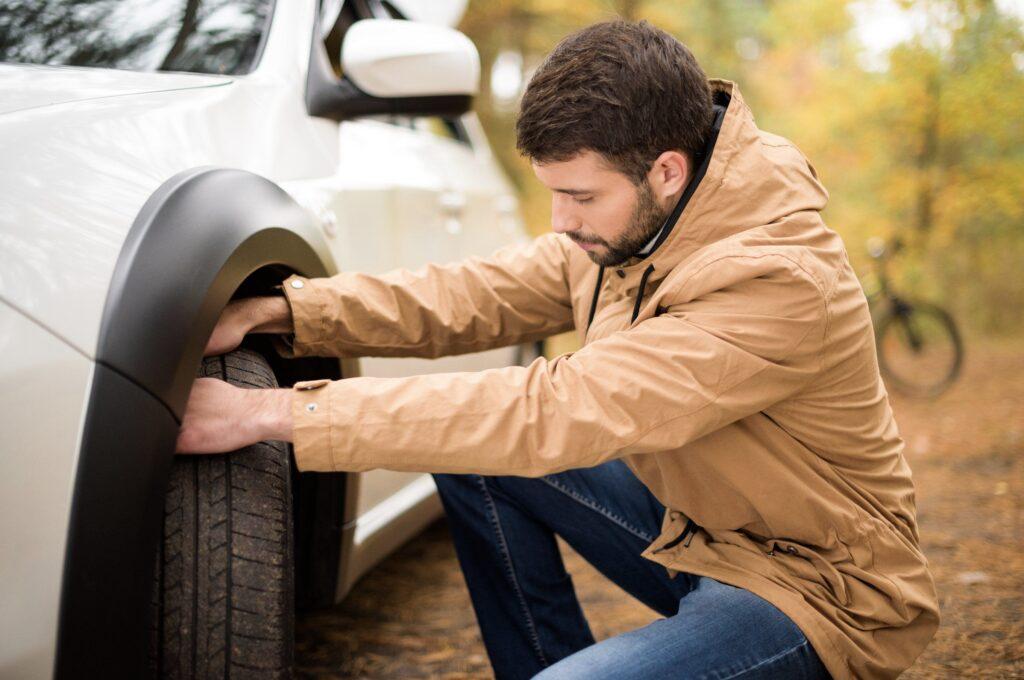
[646,150,690,202]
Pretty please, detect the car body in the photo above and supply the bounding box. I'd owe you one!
[0,1,531,676]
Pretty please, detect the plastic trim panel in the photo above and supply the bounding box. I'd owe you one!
[56,167,335,678]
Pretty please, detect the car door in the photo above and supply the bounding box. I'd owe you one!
[350,112,530,519]
[281,0,531,569]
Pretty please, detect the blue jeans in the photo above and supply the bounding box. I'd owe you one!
[432,460,831,680]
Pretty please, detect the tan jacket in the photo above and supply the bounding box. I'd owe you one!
[271,80,938,679]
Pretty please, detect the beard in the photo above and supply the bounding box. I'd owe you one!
[567,179,670,267]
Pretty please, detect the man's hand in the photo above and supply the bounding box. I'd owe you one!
[204,296,293,357]
[175,378,294,454]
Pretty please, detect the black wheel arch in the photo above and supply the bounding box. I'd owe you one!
[56,167,348,678]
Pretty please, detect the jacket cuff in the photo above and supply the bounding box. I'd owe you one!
[290,378,337,472]
[274,274,328,358]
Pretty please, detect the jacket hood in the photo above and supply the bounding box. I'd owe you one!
[603,79,830,299]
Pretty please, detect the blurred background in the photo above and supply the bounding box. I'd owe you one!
[457,0,1024,339]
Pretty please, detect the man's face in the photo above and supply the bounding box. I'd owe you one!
[531,150,682,267]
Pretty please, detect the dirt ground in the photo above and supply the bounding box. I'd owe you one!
[295,336,1024,679]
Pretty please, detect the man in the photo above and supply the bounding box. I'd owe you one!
[177,20,939,680]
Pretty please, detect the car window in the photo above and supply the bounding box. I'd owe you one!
[0,0,275,75]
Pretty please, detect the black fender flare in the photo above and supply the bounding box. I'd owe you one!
[55,167,339,678]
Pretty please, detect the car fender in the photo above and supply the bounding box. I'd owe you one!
[57,166,337,678]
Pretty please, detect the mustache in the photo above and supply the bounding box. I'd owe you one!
[566,231,606,246]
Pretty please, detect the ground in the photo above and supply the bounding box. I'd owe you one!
[295,336,1024,679]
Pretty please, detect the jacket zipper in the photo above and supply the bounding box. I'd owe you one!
[656,517,698,553]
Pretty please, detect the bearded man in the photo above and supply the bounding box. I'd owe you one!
[177,19,939,680]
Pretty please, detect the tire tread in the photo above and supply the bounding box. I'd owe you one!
[150,348,294,679]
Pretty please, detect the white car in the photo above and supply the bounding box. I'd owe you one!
[0,1,534,677]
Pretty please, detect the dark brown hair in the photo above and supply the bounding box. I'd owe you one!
[515,20,714,185]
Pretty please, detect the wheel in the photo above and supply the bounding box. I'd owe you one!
[875,299,963,398]
[150,348,295,679]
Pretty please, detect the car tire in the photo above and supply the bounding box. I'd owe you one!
[150,348,294,679]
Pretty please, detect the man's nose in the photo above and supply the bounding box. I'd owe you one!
[551,195,580,234]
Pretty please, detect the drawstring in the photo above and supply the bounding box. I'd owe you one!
[630,264,656,323]
[585,262,656,337]
[585,265,605,338]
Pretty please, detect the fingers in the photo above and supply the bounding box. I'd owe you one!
[175,378,259,454]
[203,299,251,357]
[202,297,284,357]
[203,330,240,358]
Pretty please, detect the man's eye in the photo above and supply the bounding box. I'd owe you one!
[574,196,593,204]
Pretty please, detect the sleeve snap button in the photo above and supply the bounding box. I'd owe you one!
[305,402,318,412]
[291,279,305,289]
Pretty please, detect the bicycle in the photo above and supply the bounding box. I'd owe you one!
[861,237,964,398]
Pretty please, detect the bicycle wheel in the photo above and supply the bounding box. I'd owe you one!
[875,299,963,398]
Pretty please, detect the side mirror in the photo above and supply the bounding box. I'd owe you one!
[343,19,479,98]
[306,18,480,121]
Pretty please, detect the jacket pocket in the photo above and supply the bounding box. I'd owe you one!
[833,518,936,629]
[770,536,852,607]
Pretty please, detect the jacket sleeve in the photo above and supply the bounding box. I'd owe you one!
[286,258,829,474]
[269,232,575,360]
